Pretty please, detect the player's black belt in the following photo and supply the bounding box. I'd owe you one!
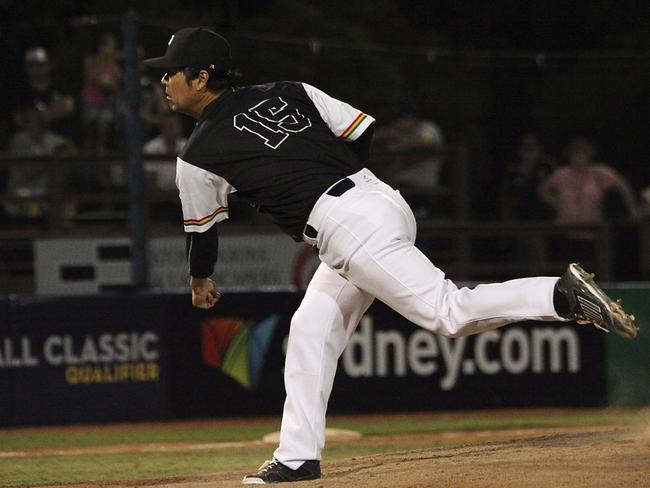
[303,177,356,242]
[326,177,355,196]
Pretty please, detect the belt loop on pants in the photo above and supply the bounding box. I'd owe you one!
[304,224,318,240]
[302,224,319,252]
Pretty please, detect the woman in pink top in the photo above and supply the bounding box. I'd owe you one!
[538,138,639,228]
[81,33,122,154]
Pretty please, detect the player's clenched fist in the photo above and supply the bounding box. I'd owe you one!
[190,276,221,309]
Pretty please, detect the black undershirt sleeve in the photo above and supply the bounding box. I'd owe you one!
[185,224,219,278]
[346,124,374,162]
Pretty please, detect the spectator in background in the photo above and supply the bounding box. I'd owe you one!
[539,137,639,225]
[538,137,640,259]
[374,114,445,217]
[81,33,122,154]
[143,111,187,191]
[500,133,555,220]
[12,47,76,139]
[4,107,77,220]
[115,46,169,146]
[138,46,169,141]
[142,111,187,221]
[6,107,75,158]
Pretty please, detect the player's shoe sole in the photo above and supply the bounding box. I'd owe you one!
[556,263,638,339]
[242,460,321,484]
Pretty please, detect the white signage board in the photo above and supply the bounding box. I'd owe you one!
[35,234,319,294]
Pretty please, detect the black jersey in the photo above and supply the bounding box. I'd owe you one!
[177,81,375,241]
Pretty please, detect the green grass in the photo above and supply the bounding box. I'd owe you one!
[0,423,276,451]
[0,443,438,486]
[0,448,258,486]
[0,408,648,486]
[329,408,648,436]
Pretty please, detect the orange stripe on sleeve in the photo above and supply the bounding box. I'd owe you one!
[341,113,367,139]
[183,207,228,226]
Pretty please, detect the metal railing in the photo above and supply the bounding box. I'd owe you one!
[417,220,618,282]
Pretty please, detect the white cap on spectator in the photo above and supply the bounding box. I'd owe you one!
[25,47,49,64]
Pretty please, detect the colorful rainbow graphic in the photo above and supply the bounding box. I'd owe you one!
[201,315,279,390]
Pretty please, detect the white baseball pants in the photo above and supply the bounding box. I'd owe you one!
[274,168,564,468]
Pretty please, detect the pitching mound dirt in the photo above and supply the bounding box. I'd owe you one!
[25,424,650,488]
[261,428,362,444]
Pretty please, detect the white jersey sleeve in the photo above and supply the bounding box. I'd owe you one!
[176,157,236,233]
[301,82,375,141]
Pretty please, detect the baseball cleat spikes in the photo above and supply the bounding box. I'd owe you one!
[556,263,639,339]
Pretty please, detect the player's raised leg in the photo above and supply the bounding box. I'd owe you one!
[315,175,636,339]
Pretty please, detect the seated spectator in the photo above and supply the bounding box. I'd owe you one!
[143,112,187,191]
[12,46,76,140]
[138,46,169,141]
[142,112,187,221]
[7,108,75,157]
[81,33,123,154]
[4,107,77,220]
[115,45,169,147]
[500,133,555,220]
[374,114,445,217]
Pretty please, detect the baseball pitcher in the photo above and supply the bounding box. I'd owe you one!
[144,27,638,484]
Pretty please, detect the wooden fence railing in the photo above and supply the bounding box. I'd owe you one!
[0,155,647,293]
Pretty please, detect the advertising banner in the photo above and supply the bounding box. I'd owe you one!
[167,292,301,418]
[0,290,608,426]
[172,293,605,419]
[2,294,173,425]
[330,305,605,412]
[605,287,650,405]
[0,297,14,421]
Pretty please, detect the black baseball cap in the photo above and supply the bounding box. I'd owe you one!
[144,27,231,72]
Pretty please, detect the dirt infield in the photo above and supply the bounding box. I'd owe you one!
[20,423,650,488]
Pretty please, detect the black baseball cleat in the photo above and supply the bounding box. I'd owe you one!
[242,459,321,484]
[555,263,638,339]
